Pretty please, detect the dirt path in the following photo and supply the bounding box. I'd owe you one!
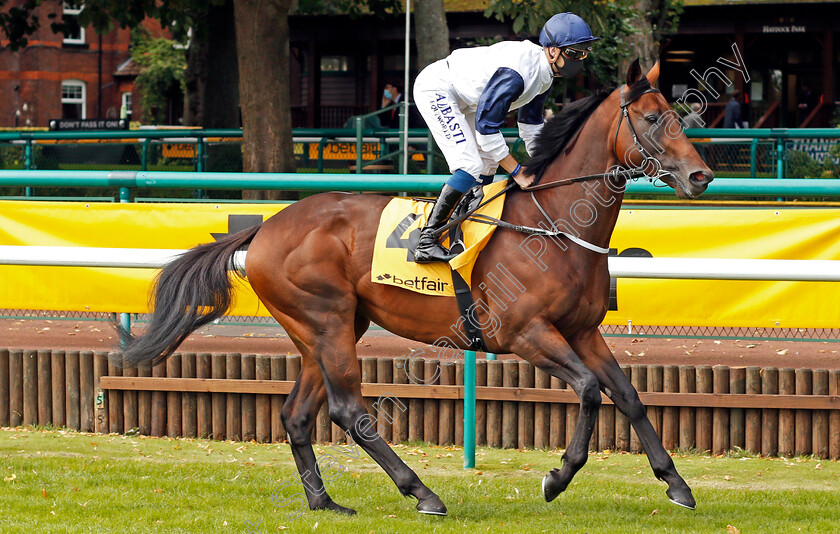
[2,318,838,369]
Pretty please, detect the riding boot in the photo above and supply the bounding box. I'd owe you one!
[414,184,465,264]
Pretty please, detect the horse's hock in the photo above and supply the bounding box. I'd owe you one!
[2,348,838,459]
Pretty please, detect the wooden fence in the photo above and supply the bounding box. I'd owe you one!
[1,348,839,459]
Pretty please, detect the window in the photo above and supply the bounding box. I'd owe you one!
[320,56,352,73]
[62,80,86,119]
[120,92,132,119]
[63,2,85,45]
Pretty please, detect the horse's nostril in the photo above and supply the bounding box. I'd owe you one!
[689,171,713,185]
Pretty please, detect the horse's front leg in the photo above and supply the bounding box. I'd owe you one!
[510,320,602,502]
[569,328,696,509]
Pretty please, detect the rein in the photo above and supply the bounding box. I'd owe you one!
[431,83,668,254]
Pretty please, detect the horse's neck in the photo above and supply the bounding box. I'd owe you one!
[515,104,625,250]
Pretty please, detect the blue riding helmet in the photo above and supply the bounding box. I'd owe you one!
[539,12,600,49]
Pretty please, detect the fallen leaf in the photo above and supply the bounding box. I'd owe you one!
[41,488,49,498]
[3,474,16,482]
[650,509,658,516]
[727,525,741,534]
[745,344,757,349]
[776,349,788,355]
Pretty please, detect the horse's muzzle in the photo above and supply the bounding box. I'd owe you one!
[689,169,714,189]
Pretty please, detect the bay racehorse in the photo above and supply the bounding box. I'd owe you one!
[121,59,713,516]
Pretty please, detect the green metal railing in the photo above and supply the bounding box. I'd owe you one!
[2,127,838,180]
[684,128,840,180]
[2,171,840,200]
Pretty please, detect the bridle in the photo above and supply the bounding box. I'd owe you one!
[523,82,670,192]
[613,83,665,175]
[431,82,674,254]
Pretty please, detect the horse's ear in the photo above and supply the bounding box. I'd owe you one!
[626,58,642,86]
[646,59,660,86]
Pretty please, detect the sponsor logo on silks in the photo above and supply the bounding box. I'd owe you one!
[375,273,450,292]
[432,93,467,145]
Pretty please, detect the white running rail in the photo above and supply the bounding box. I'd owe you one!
[1,246,840,282]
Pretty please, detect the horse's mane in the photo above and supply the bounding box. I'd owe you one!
[523,76,653,183]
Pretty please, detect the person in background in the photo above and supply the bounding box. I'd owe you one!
[412,12,599,263]
[723,92,743,129]
[681,102,704,129]
[381,82,404,129]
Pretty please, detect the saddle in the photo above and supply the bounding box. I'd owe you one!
[371,180,508,295]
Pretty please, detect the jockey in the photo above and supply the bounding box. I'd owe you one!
[412,12,599,263]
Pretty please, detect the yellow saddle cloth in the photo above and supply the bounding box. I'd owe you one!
[371,180,508,296]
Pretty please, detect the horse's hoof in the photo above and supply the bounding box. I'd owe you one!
[542,469,567,503]
[313,501,357,515]
[666,487,696,510]
[416,494,448,516]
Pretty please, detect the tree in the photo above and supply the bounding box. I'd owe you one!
[131,29,186,124]
[415,0,450,70]
[233,0,295,199]
[483,0,681,86]
[619,0,683,75]
[0,0,45,51]
[0,0,434,201]
[182,1,240,129]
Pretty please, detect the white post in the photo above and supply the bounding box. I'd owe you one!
[403,0,411,175]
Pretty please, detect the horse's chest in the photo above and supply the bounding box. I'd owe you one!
[549,268,610,330]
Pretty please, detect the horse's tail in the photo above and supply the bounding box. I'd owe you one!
[119,224,262,367]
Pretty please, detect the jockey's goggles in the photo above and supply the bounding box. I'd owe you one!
[561,46,590,61]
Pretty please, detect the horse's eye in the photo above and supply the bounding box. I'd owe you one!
[645,114,659,124]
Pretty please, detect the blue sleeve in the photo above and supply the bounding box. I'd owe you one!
[517,89,550,125]
[476,67,525,135]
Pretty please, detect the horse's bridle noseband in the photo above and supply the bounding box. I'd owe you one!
[522,82,669,193]
[431,83,673,254]
[613,83,664,173]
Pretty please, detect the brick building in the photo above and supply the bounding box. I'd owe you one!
[0,4,166,128]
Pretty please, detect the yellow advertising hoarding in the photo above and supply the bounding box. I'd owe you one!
[1,201,840,328]
[604,207,840,329]
[0,201,284,316]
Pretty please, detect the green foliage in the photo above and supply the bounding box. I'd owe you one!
[672,102,690,117]
[68,0,225,41]
[0,144,24,170]
[0,0,45,50]
[787,150,822,179]
[787,149,840,179]
[483,1,683,88]
[484,1,638,85]
[294,0,402,17]
[130,29,187,124]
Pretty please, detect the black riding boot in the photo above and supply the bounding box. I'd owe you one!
[414,184,465,264]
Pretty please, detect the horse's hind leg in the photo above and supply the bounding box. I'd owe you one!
[280,354,356,514]
[570,329,696,509]
[511,320,602,502]
[321,330,447,515]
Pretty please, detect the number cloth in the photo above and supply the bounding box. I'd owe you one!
[371,180,509,296]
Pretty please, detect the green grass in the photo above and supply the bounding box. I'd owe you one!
[1,428,838,533]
